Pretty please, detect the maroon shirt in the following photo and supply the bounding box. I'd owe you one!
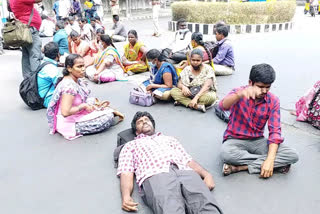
[220,86,284,145]
[10,0,42,31]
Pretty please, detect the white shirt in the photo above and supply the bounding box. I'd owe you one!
[81,23,94,41]
[71,22,81,34]
[59,0,69,18]
[171,29,192,53]
[39,19,56,37]
[94,0,102,5]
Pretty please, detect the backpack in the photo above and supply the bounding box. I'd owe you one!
[214,104,230,123]
[19,61,54,110]
[113,128,136,168]
[204,39,230,60]
[307,88,320,129]
[204,41,217,60]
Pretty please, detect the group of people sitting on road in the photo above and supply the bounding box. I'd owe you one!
[116,65,301,213]
[9,1,319,213]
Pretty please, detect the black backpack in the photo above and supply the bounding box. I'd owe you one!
[113,128,136,168]
[19,61,54,110]
[204,39,230,61]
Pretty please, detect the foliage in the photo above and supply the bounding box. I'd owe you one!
[171,1,296,24]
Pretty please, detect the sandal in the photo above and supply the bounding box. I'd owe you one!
[275,165,291,174]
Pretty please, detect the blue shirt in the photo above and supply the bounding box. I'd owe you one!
[213,38,235,68]
[37,57,62,108]
[53,29,69,55]
[53,1,59,17]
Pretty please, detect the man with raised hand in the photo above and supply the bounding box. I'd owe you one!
[220,64,299,178]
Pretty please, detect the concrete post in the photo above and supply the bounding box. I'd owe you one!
[126,0,130,17]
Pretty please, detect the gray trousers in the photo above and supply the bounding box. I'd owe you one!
[140,164,223,214]
[112,35,126,42]
[21,27,43,79]
[221,138,299,174]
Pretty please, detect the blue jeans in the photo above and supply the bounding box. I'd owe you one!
[21,27,43,79]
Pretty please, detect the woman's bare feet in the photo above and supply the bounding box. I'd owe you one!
[290,111,297,116]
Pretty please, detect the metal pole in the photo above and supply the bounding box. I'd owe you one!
[126,0,129,17]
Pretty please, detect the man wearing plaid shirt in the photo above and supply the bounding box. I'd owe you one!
[219,64,299,178]
[117,111,223,213]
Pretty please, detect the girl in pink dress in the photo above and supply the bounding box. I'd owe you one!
[47,54,123,140]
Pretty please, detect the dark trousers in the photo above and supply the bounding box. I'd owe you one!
[140,164,223,214]
[171,51,187,63]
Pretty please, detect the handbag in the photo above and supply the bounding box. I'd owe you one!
[2,9,34,47]
[129,88,154,107]
[307,88,320,129]
[189,86,201,99]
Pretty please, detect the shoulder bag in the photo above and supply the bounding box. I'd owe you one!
[2,9,34,47]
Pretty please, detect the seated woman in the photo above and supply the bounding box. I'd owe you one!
[69,30,97,67]
[141,49,178,101]
[91,28,105,52]
[171,49,217,113]
[47,54,123,140]
[177,32,212,72]
[121,30,148,74]
[86,35,126,83]
[291,80,320,129]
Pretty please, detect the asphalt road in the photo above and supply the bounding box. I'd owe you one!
[0,7,319,214]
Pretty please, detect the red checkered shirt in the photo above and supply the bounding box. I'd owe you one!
[117,133,192,186]
[219,86,284,144]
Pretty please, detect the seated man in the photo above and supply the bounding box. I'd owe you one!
[117,111,223,213]
[69,16,81,34]
[165,18,192,64]
[213,26,235,76]
[53,21,69,56]
[39,15,55,37]
[213,21,226,36]
[90,17,103,33]
[37,42,62,108]
[79,18,94,42]
[220,64,299,177]
[110,15,127,42]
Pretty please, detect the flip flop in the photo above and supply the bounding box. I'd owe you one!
[275,165,291,174]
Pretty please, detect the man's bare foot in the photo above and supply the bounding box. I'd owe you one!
[223,163,248,176]
[290,111,297,116]
[223,164,239,176]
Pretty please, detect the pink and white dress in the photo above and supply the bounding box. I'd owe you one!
[47,78,114,140]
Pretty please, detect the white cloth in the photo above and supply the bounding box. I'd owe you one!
[93,0,102,4]
[86,55,126,81]
[152,4,160,34]
[59,0,70,18]
[171,30,192,53]
[81,24,94,41]
[96,5,104,20]
[39,19,55,37]
[71,22,81,34]
[65,24,72,35]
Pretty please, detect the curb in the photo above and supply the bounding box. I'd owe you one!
[168,21,294,35]
[120,12,171,21]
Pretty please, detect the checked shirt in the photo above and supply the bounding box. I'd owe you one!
[117,133,192,186]
[220,86,284,144]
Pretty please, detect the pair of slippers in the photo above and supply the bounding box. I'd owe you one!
[222,163,291,176]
